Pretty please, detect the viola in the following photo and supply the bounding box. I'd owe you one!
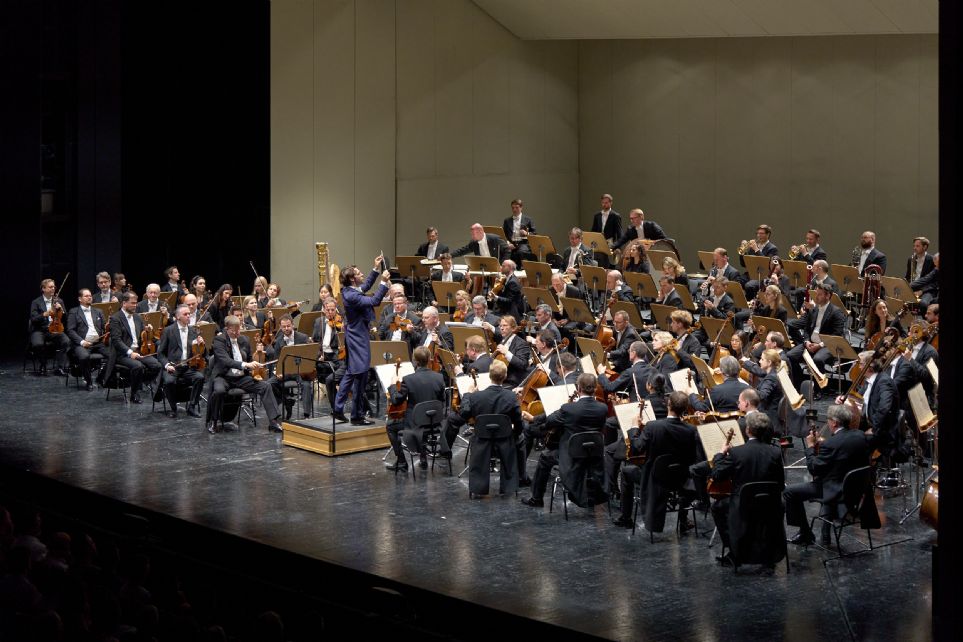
[250,340,268,381]
[386,358,407,420]
[188,340,207,370]
[487,275,507,302]
[140,324,157,356]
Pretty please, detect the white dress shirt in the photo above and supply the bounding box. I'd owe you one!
[81,307,99,342]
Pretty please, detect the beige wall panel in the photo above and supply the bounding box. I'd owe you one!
[433,0,475,177]
[918,35,938,241]
[396,0,436,180]
[472,17,512,177]
[538,42,580,174]
[508,47,547,174]
[354,0,397,262]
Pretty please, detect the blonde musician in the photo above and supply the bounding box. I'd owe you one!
[649,331,682,379]
[738,284,787,330]
[494,315,531,387]
[252,276,270,307]
[240,296,266,330]
[449,289,472,323]
[750,349,784,432]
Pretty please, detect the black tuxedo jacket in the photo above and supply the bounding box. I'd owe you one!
[65,306,106,346]
[451,233,508,262]
[156,322,201,365]
[416,241,450,258]
[540,397,609,506]
[430,270,465,283]
[492,275,524,321]
[599,360,654,400]
[211,333,254,379]
[914,342,938,366]
[312,317,342,359]
[273,330,312,374]
[756,370,783,429]
[389,367,447,430]
[135,298,171,319]
[612,220,666,250]
[411,323,454,352]
[859,248,887,276]
[657,289,683,309]
[690,377,749,413]
[632,416,698,532]
[865,372,899,452]
[109,310,147,356]
[909,268,938,297]
[499,333,532,387]
[739,240,779,268]
[812,275,839,295]
[608,326,641,372]
[704,293,735,318]
[464,353,492,374]
[591,210,622,241]
[160,282,189,298]
[711,438,784,496]
[378,310,421,344]
[804,427,872,502]
[29,296,65,332]
[502,215,536,243]
[559,244,597,272]
[459,385,524,435]
[798,302,848,340]
[905,253,935,282]
[797,245,828,265]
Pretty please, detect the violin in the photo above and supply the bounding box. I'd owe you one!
[386,358,407,420]
[250,340,268,381]
[102,316,112,344]
[261,316,277,347]
[389,314,415,334]
[140,324,157,356]
[594,291,619,351]
[188,340,207,370]
[47,273,70,335]
[452,308,466,323]
[488,275,506,302]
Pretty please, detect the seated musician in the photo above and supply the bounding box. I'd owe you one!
[785,404,870,546]
[429,252,464,286]
[669,310,701,364]
[378,293,421,350]
[29,278,71,376]
[785,282,847,387]
[252,276,270,308]
[310,283,335,312]
[744,330,787,366]
[448,289,472,322]
[622,240,650,275]
[207,284,235,329]
[810,260,837,294]
[791,229,829,265]
[695,277,735,349]
[455,360,525,493]
[494,315,531,388]
[910,251,939,308]
[606,269,635,303]
[834,352,900,462]
[454,335,492,375]
[649,331,683,380]
[913,308,938,366]
[65,288,108,389]
[94,271,118,304]
[111,272,130,295]
[709,412,784,566]
[749,349,784,433]
[611,208,667,251]
[240,296,267,330]
[525,304,562,347]
[156,304,205,419]
[705,247,742,285]
[107,292,162,404]
[688,356,749,414]
[265,282,300,316]
[451,223,509,261]
[522,331,573,387]
[739,224,779,290]
[135,284,171,323]
[272,314,314,421]
[386,346,448,472]
[190,275,212,310]
[312,296,344,406]
[378,283,407,326]
[612,391,698,530]
[607,310,641,372]
[491,260,524,322]
[160,266,188,298]
[598,341,654,401]
[411,306,453,352]
[603,372,668,494]
[416,226,449,260]
[661,257,689,287]
[654,275,682,308]
[503,198,536,266]
[557,227,596,281]
[549,272,583,349]
[181,294,201,326]
[519,373,609,508]
[737,284,788,331]
[207,315,282,435]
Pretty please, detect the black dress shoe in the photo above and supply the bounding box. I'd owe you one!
[418,456,428,469]
[386,461,408,472]
[54,367,69,377]
[332,412,349,423]
[788,532,815,546]
[716,553,734,567]
[612,516,634,529]
[518,478,532,488]
[187,406,201,418]
[85,382,94,392]
[206,422,217,434]
[351,417,375,426]
[131,393,143,404]
[166,411,177,419]
[520,497,544,508]
[269,421,283,433]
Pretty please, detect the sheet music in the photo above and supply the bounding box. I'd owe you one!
[800,348,829,388]
[776,366,803,408]
[669,369,699,396]
[580,354,596,377]
[925,359,938,387]
[374,362,415,392]
[908,383,936,428]
[697,420,745,465]
[455,372,492,395]
[536,385,574,416]
[613,400,656,433]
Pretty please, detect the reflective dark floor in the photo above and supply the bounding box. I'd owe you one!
[0,362,933,640]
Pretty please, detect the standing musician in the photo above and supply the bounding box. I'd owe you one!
[416,226,449,260]
[612,391,698,530]
[29,278,71,376]
[252,276,270,308]
[331,256,392,426]
[160,266,188,299]
[272,314,314,421]
[156,304,205,419]
[688,356,749,413]
[784,404,872,547]
[207,315,283,434]
[494,315,531,387]
[106,291,162,405]
[387,346,448,471]
[854,230,887,276]
[136,284,171,322]
[611,208,667,251]
[94,271,118,304]
[910,252,939,308]
[654,275,682,308]
[526,304,562,347]
[520,373,609,509]
[206,284,235,329]
[411,306,453,352]
[906,236,935,282]
[489,260,524,322]
[65,288,107,389]
[785,282,848,387]
[451,223,509,262]
[708,412,784,566]
[312,296,344,406]
[607,310,641,372]
[559,227,596,281]
[240,296,267,330]
[789,229,829,265]
[591,193,623,259]
[502,198,536,266]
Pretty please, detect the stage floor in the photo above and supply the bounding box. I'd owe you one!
[0,362,934,640]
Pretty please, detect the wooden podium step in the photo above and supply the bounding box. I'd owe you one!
[282,415,390,457]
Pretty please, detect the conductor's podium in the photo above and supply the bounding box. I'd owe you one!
[283,416,390,457]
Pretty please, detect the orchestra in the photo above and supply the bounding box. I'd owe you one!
[26,214,940,566]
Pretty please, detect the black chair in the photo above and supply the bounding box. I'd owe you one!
[410,400,449,478]
[153,377,194,415]
[809,466,879,557]
[549,432,605,521]
[65,349,103,391]
[467,414,515,498]
[635,454,698,542]
[728,481,789,574]
[218,387,257,430]
[103,363,131,402]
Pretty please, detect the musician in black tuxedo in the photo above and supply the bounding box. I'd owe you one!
[791,259,838,312]
[463,296,503,340]
[701,248,742,295]
[599,342,654,401]
[910,252,939,308]
[785,404,873,546]
[835,354,901,461]
[491,260,525,322]
[612,392,699,531]
[493,315,531,387]
[160,266,189,299]
[855,230,887,276]
[605,269,636,304]
[271,314,315,421]
[105,292,161,404]
[558,227,597,281]
[415,226,449,260]
[93,272,118,304]
[452,223,508,262]
[409,306,454,352]
[739,224,780,266]
[791,229,829,266]
[785,283,848,387]
[654,275,683,309]
[387,346,448,471]
[709,412,785,565]
[378,293,421,352]
[29,278,71,376]
[520,373,609,508]
[156,304,205,418]
[208,315,282,434]
[591,194,623,248]
[526,304,562,347]
[669,310,701,366]
[65,288,108,389]
[695,277,735,349]
[458,361,525,495]
[429,253,465,286]
[502,198,536,265]
[612,208,667,251]
[689,356,749,413]
[607,310,641,372]
[905,236,935,282]
[312,297,345,406]
[135,284,172,324]
[454,335,493,376]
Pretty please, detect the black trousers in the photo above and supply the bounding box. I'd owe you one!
[73,343,108,381]
[530,450,559,500]
[114,354,161,393]
[618,465,643,520]
[210,374,281,423]
[161,366,205,410]
[31,330,70,368]
[784,481,821,532]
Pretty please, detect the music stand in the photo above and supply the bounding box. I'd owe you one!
[880,276,915,303]
[157,291,177,310]
[370,341,411,366]
[725,282,749,309]
[830,264,862,296]
[782,260,809,290]
[829,292,847,312]
[673,284,697,312]
[465,255,501,280]
[820,334,859,398]
[431,281,463,313]
[690,355,717,389]
[647,250,676,274]
[527,235,556,265]
[92,302,119,319]
[231,295,247,309]
[742,255,772,286]
[581,231,612,260]
[138,311,165,336]
[623,272,658,303]
[576,337,606,371]
[373,301,390,324]
[482,225,506,240]
[194,321,217,346]
[520,261,553,288]
[449,326,487,354]
[699,316,734,347]
[697,250,716,271]
[750,316,792,347]
[277,343,321,378]
[559,297,595,325]
[649,303,675,331]
[297,311,324,336]
[610,300,644,330]
[523,287,559,315]
[580,264,608,310]
[779,294,798,320]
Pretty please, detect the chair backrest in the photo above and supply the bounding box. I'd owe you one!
[565,431,604,460]
[737,481,783,520]
[841,466,872,517]
[474,414,512,440]
[412,400,445,429]
[651,454,687,490]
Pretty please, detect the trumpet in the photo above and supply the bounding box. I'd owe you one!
[737,239,758,256]
[788,243,807,260]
